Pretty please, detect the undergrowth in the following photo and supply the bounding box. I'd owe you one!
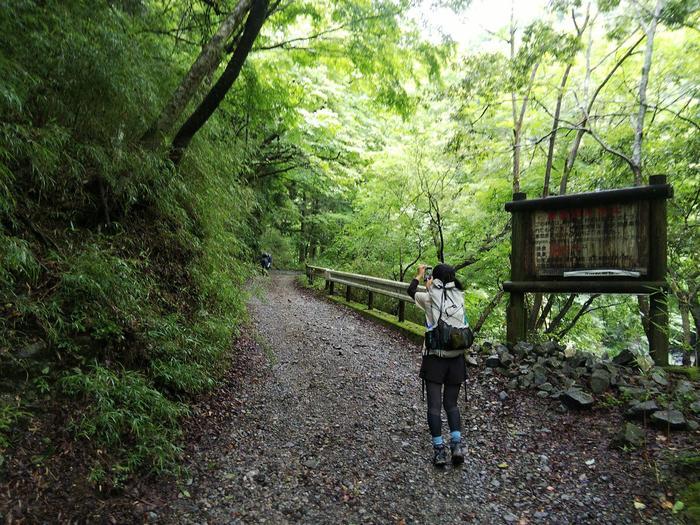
[61,364,187,480]
[0,0,256,486]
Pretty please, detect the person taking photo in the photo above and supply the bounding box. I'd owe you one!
[407,263,468,467]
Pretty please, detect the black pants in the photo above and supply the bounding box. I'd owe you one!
[426,381,461,439]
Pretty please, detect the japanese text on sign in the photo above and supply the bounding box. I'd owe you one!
[532,203,647,276]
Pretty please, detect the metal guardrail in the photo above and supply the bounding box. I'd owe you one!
[306,264,425,322]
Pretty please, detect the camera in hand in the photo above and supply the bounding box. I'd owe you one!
[424,266,433,282]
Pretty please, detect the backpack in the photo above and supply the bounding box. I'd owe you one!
[424,283,474,352]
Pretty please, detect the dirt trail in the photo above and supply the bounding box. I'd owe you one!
[158,273,673,524]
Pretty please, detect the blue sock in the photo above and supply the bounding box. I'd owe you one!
[432,435,444,447]
[450,430,461,443]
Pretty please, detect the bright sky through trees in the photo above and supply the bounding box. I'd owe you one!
[410,0,549,49]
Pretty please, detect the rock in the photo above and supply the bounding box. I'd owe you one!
[498,391,508,402]
[302,459,320,469]
[624,400,660,420]
[560,388,594,410]
[589,369,611,394]
[611,423,645,450]
[503,512,518,523]
[503,367,520,378]
[507,379,518,390]
[541,341,560,355]
[546,358,562,369]
[651,369,668,387]
[465,355,479,367]
[608,367,620,386]
[688,420,699,431]
[485,355,501,368]
[690,401,700,414]
[534,511,549,520]
[575,366,589,379]
[538,382,553,392]
[674,380,695,397]
[513,341,533,359]
[619,386,646,399]
[555,373,575,390]
[18,340,47,359]
[519,372,533,389]
[612,349,636,366]
[537,391,550,399]
[650,409,687,430]
[532,365,547,386]
[499,351,514,367]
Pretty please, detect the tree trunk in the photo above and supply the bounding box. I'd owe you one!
[142,0,252,146]
[631,0,666,185]
[474,290,505,333]
[542,65,572,198]
[680,299,692,365]
[691,300,700,367]
[557,294,600,338]
[638,295,652,342]
[511,63,539,194]
[542,8,589,198]
[298,191,307,264]
[535,294,555,331]
[545,294,576,334]
[170,0,268,165]
[436,205,445,264]
[560,34,645,193]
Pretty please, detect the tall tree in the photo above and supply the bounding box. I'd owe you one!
[141,0,253,146]
[631,0,667,184]
[170,0,269,164]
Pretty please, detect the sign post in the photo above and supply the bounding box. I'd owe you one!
[506,192,527,343]
[504,176,672,365]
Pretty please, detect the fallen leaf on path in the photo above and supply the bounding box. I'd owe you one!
[634,501,646,510]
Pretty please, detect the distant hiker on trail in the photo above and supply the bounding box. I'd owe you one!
[408,263,471,467]
[260,252,272,273]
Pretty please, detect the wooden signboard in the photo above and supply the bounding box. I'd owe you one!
[531,202,648,277]
[504,175,673,364]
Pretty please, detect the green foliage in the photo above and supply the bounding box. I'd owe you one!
[1,0,698,489]
[55,247,149,346]
[0,397,29,450]
[665,366,700,382]
[0,0,435,483]
[0,234,40,291]
[681,482,700,524]
[61,364,186,478]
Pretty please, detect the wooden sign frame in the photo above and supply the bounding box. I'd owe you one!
[504,175,673,364]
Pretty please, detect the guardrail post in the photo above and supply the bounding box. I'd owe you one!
[306,265,313,285]
[367,291,374,310]
[506,192,527,345]
[398,300,405,322]
[345,284,352,302]
[328,281,334,295]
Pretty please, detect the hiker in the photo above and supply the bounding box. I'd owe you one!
[407,263,468,467]
[260,252,272,272]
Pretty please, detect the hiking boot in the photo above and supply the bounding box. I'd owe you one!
[450,441,464,466]
[433,445,447,467]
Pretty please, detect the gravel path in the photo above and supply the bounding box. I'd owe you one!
[159,273,675,524]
